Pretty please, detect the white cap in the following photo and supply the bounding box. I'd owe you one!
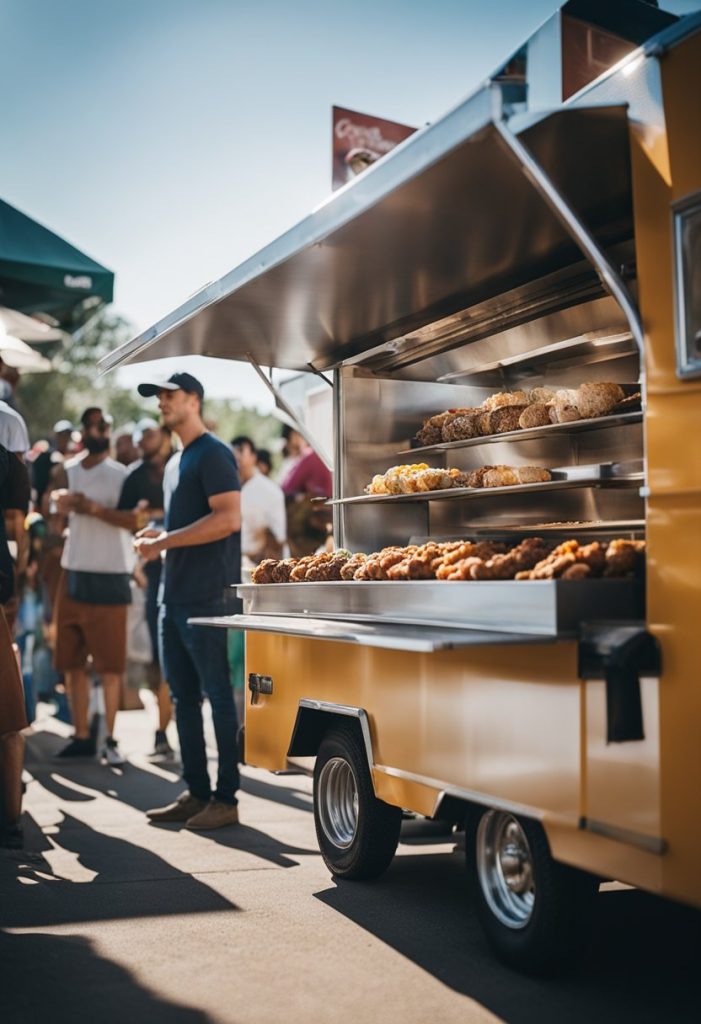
[133,417,160,444]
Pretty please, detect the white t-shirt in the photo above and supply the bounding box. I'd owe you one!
[241,469,287,563]
[0,401,30,454]
[61,455,136,574]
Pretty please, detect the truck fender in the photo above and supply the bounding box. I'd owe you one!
[287,699,375,768]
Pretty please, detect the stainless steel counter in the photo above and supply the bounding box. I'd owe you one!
[236,579,643,637]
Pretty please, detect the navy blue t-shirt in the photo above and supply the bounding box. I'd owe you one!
[162,433,241,605]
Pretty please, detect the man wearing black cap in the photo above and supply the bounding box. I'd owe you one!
[134,372,242,830]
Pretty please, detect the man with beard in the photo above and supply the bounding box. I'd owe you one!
[50,407,135,764]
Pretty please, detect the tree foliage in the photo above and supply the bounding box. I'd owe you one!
[16,310,284,463]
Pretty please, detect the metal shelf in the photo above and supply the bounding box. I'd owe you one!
[398,409,642,457]
[329,466,644,507]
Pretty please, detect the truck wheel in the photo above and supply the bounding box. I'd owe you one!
[313,725,402,880]
[467,807,596,973]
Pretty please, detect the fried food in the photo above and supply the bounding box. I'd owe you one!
[252,539,645,585]
[470,537,552,580]
[251,559,278,584]
[517,540,609,580]
[604,538,646,577]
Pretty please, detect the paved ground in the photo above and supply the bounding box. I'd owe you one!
[2,699,700,1024]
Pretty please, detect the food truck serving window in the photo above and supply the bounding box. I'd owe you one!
[673,191,701,380]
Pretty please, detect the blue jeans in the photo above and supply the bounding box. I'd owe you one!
[159,599,240,805]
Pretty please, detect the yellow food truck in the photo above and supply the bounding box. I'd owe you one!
[103,1,701,972]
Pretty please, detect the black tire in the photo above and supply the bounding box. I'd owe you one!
[466,806,597,974]
[313,724,402,880]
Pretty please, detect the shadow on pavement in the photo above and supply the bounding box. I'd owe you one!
[0,812,238,929]
[25,729,184,813]
[239,772,313,815]
[0,930,213,1024]
[175,821,315,869]
[314,849,701,1024]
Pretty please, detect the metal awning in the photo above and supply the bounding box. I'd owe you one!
[0,198,114,330]
[100,94,632,375]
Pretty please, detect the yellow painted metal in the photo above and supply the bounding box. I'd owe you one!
[243,30,701,911]
[630,30,701,906]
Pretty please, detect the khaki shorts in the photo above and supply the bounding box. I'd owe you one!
[54,572,127,674]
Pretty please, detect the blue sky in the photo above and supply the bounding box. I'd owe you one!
[2,0,699,405]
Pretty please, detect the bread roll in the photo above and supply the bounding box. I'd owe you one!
[441,412,480,442]
[519,403,551,429]
[477,404,528,436]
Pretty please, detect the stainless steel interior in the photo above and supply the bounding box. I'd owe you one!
[335,288,645,555]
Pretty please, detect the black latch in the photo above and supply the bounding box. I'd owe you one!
[248,673,273,706]
[579,623,661,744]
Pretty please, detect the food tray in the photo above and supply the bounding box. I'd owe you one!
[401,410,642,456]
[236,578,644,637]
[329,462,644,506]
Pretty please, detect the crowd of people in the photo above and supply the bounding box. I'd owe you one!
[0,365,332,848]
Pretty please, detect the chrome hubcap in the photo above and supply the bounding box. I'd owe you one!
[476,810,535,929]
[317,757,359,849]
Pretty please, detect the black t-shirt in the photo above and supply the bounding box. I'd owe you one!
[118,458,166,516]
[162,433,241,605]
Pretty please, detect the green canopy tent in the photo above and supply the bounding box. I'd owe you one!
[0,198,114,330]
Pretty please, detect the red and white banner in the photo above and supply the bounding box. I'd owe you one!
[332,106,416,190]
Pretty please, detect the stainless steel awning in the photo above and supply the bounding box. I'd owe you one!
[100,94,632,375]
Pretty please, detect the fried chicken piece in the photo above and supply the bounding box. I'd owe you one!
[604,538,646,577]
[441,556,485,580]
[289,556,318,582]
[519,403,552,429]
[271,558,297,583]
[470,538,552,580]
[560,562,592,579]
[518,540,606,580]
[341,553,367,580]
[252,559,278,584]
[386,542,444,580]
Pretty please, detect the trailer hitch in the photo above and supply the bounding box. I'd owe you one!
[579,624,661,743]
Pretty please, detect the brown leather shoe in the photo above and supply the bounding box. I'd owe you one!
[146,791,208,823]
[185,800,240,830]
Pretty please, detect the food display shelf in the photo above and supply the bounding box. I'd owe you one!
[399,410,642,456]
[236,578,644,637]
[329,462,644,507]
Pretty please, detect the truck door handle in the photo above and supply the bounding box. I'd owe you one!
[248,673,273,705]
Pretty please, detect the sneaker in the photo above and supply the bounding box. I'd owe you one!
[56,737,97,759]
[146,791,208,823]
[147,732,175,763]
[185,800,240,831]
[100,737,126,767]
[0,823,24,850]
